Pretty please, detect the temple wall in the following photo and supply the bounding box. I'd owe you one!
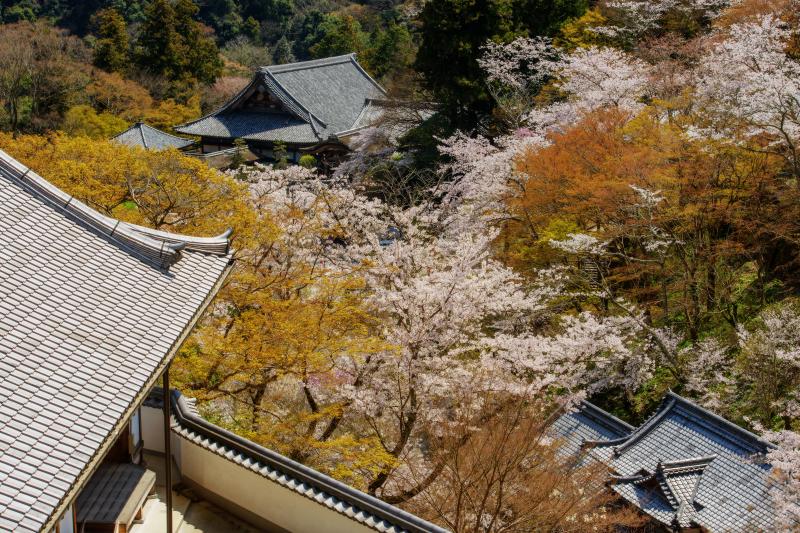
[140,405,375,533]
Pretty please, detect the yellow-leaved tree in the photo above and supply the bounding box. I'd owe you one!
[0,133,396,487]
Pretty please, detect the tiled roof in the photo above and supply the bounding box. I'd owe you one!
[145,389,450,533]
[176,112,321,144]
[0,150,232,533]
[177,54,386,145]
[551,392,778,532]
[111,122,194,150]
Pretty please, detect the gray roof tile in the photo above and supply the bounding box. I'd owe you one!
[111,122,194,150]
[0,150,231,532]
[177,54,386,146]
[551,393,782,532]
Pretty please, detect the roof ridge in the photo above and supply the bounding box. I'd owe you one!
[580,401,636,433]
[661,455,717,472]
[612,396,678,455]
[139,123,148,149]
[125,223,232,255]
[264,53,386,99]
[260,70,327,132]
[139,122,195,143]
[666,392,772,452]
[112,122,194,149]
[264,53,356,73]
[0,150,232,266]
[177,75,262,130]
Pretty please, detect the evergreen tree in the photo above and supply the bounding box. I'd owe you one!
[135,0,222,96]
[309,14,368,62]
[289,10,326,60]
[244,16,261,43]
[199,0,243,43]
[91,8,129,73]
[135,0,181,79]
[272,36,295,64]
[415,0,587,128]
[174,0,223,86]
[366,21,413,79]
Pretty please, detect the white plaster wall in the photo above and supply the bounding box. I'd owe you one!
[141,405,165,453]
[141,406,375,533]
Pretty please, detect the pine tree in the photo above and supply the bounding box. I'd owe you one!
[174,0,223,86]
[272,36,295,65]
[91,8,129,73]
[134,0,222,96]
[135,0,181,79]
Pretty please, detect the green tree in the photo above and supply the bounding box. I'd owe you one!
[365,22,414,80]
[135,0,181,79]
[272,36,295,64]
[175,0,223,86]
[135,0,222,98]
[91,8,129,73]
[309,14,368,62]
[415,0,587,128]
[2,1,38,23]
[198,0,243,43]
[289,10,326,60]
[244,16,261,43]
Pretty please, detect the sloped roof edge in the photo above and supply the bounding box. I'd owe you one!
[148,389,450,533]
[609,392,773,456]
[0,150,231,267]
[112,122,194,150]
[176,54,385,139]
[265,53,387,96]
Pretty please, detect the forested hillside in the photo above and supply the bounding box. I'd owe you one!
[1,0,800,531]
[0,0,416,136]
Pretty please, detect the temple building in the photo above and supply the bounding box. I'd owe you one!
[0,150,445,533]
[552,392,784,532]
[175,54,387,166]
[112,122,194,151]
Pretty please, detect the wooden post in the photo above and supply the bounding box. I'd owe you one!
[163,366,173,533]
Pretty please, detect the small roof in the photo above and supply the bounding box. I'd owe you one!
[551,392,779,532]
[0,150,232,532]
[112,122,194,150]
[177,54,386,146]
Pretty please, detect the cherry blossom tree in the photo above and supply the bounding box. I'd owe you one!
[191,153,667,506]
[693,14,800,176]
[596,0,732,39]
[478,38,650,133]
[761,429,800,530]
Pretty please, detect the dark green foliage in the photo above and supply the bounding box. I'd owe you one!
[174,0,224,85]
[415,0,587,128]
[415,0,515,128]
[513,0,588,36]
[309,14,368,60]
[134,0,223,98]
[135,0,181,79]
[91,8,129,73]
[272,36,296,65]
[198,0,244,43]
[288,10,327,61]
[365,21,413,79]
[1,0,37,23]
